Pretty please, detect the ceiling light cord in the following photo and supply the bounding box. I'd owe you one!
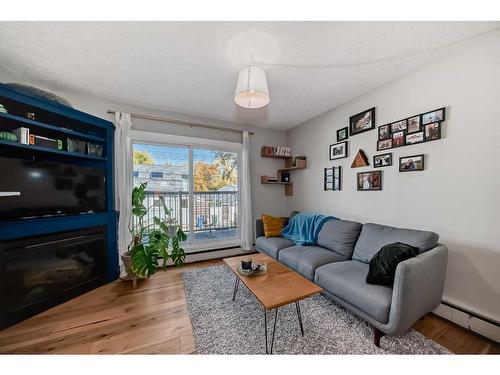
[253,26,500,69]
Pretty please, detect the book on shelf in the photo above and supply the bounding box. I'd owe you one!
[264,176,278,183]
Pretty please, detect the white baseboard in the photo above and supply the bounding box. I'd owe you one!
[433,303,500,343]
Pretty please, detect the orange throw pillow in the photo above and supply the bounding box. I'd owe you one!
[262,214,286,237]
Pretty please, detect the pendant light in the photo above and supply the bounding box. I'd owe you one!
[234,65,270,109]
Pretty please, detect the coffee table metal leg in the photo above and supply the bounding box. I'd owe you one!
[232,277,240,301]
[295,301,304,336]
[270,308,279,354]
[264,308,268,354]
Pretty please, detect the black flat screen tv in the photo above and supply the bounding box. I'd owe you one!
[0,156,106,220]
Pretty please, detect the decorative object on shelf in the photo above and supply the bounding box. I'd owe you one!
[125,182,187,279]
[293,156,307,168]
[5,83,73,108]
[374,107,445,151]
[392,131,405,147]
[0,103,7,114]
[378,124,391,140]
[87,142,104,157]
[351,149,369,168]
[357,170,382,191]
[329,141,348,160]
[67,137,87,154]
[280,172,291,183]
[234,66,269,109]
[424,122,441,141]
[32,135,62,150]
[406,131,424,145]
[391,119,407,133]
[0,131,17,142]
[377,139,392,151]
[407,115,421,133]
[349,107,375,136]
[12,127,29,144]
[422,108,445,125]
[324,166,341,191]
[373,153,393,168]
[24,112,36,121]
[337,127,348,141]
[399,154,424,172]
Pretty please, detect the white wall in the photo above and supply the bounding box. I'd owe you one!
[0,68,289,238]
[287,30,500,323]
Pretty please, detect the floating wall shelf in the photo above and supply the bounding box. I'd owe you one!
[260,146,307,197]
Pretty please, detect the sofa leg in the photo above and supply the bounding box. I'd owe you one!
[373,328,385,348]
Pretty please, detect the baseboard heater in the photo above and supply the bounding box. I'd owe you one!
[434,301,500,343]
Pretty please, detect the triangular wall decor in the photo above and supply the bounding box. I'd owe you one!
[351,149,370,168]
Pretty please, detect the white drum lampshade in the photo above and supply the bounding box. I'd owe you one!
[234,65,270,109]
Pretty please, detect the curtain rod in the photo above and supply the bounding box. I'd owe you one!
[106,110,254,135]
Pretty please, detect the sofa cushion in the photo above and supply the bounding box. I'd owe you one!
[255,236,295,259]
[262,214,287,237]
[315,260,393,323]
[366,242,419,286]
[278,245,346,280]
[317,219,363,259]
[352,223,439,263]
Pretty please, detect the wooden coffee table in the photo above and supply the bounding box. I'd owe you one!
[223,253,323,354]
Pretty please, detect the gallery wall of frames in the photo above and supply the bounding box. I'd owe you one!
[324,107,446,191]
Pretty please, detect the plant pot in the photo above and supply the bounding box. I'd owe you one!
[121,253,134,276]
[167,225,178,238]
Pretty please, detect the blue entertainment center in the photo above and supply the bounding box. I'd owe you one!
[0,83,119,329]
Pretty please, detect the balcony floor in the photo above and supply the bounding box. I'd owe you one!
[190,228,238,242]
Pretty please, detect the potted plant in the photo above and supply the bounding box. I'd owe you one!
[121,182,187,279]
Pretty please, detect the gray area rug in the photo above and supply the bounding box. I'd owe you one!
[183,265,451,354]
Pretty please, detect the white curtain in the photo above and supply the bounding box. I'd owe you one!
[114,112,133,273]
[240,131,253,251]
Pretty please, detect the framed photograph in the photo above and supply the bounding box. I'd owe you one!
[373,153,392,168]
[337,127,348,141]
[349,107,375,136]
[357,171,382,191]
[405,131,424,145]
[378,124,391,140]
[329,141,348,160]
[392,131,405,147]
[399,154,424,172]
[407,115,421,133]
[377,139,392,151]
[424,122,441,141]
[422,108,445,125]
[391,119,407,133]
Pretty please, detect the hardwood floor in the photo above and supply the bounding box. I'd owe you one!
[0,258,498,354]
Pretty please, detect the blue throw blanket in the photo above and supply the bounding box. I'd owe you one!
[281,213,336,245]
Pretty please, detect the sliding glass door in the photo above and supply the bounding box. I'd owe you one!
[192,148,239,244]
[132,141,239,252]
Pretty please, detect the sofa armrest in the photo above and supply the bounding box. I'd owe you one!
[385,244,448,335]
[255,219,265,238]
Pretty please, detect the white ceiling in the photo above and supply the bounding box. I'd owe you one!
[0,22,498,130]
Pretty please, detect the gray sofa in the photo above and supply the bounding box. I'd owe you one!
[255,216,448,347]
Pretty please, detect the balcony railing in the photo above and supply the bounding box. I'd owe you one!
[135,190,239,234]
